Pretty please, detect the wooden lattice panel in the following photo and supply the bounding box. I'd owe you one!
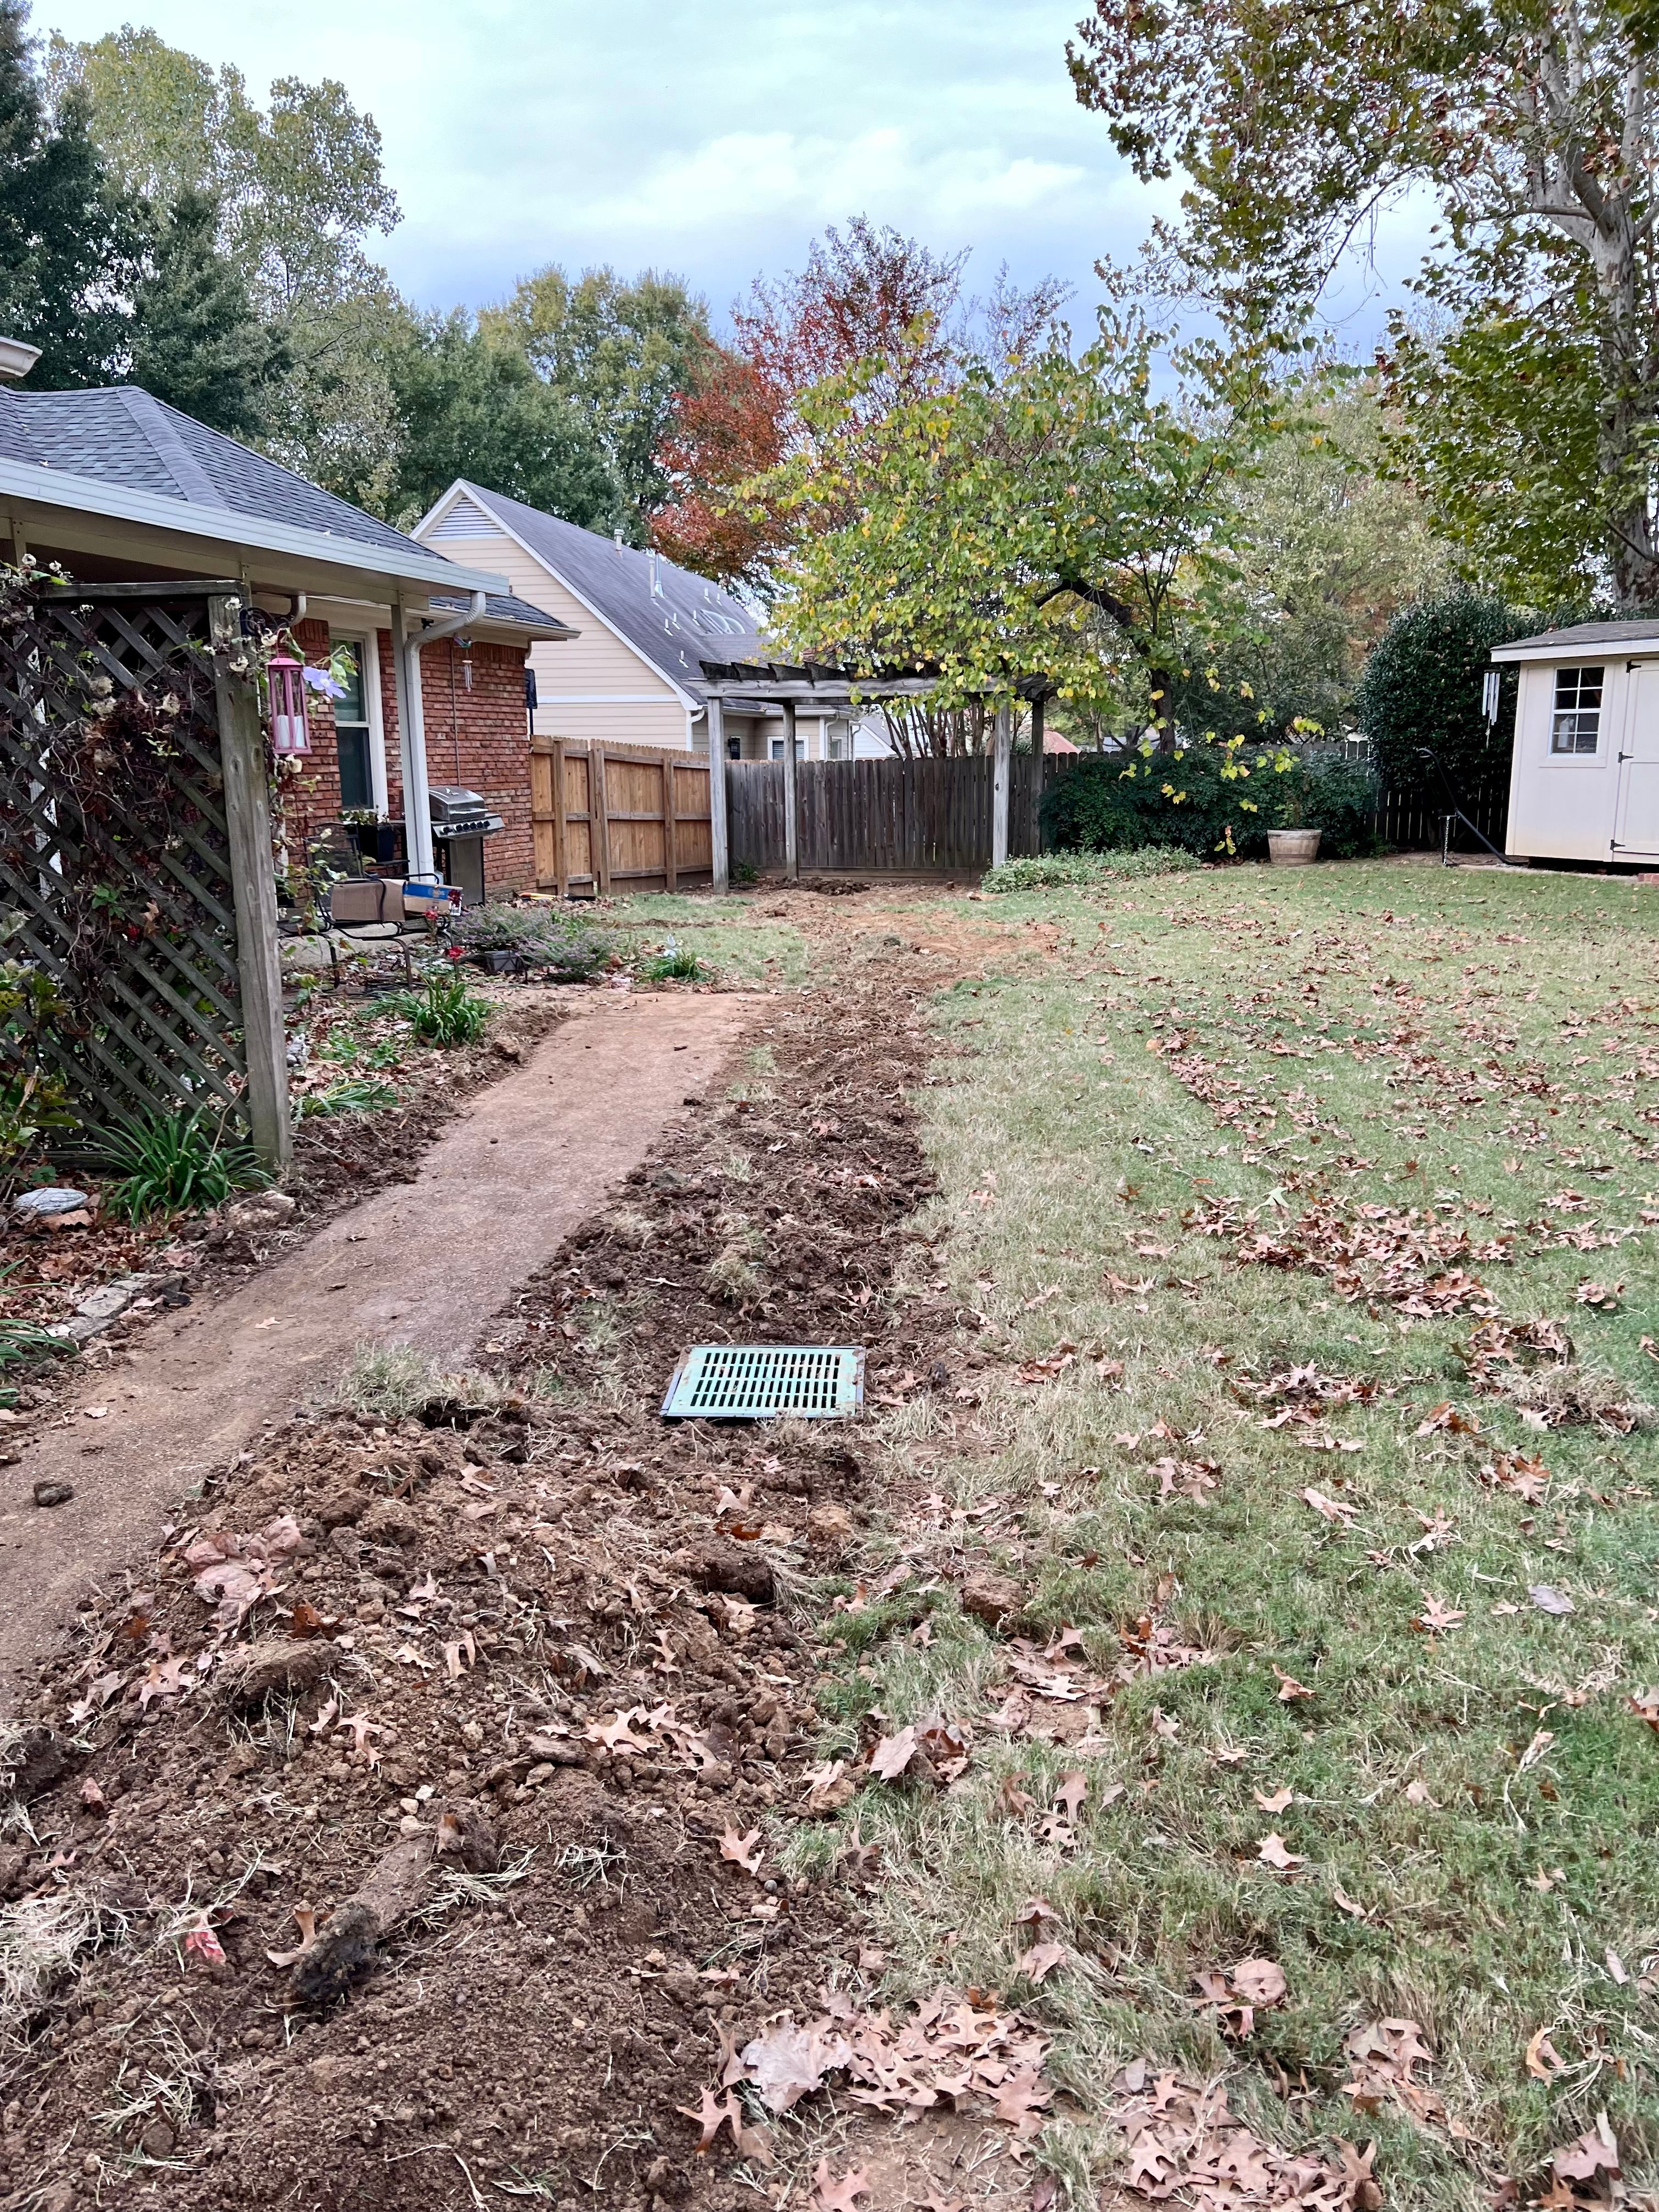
[0,588,247,1126]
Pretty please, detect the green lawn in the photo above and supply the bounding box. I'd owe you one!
[608,891,814,985]
[798,858,1659,2206]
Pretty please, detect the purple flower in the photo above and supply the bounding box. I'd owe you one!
[301,665,347,699]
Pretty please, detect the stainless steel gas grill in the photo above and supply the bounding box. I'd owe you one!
[426,786,504,906]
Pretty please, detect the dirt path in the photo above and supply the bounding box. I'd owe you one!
[0,988,762,1694]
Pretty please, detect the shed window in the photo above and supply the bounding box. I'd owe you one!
[1550,665,1604,754]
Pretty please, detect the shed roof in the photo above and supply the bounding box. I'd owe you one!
[1492,619,1659,661]
[418,481,767,703]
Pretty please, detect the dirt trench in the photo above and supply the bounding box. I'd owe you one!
[0,941,972,2212]
[0,989,763,1700]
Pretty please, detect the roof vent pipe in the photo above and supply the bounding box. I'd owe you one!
[0,338,41,382]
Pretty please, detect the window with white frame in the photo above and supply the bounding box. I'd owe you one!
[331,641,375,808]
[1550,665,1604,755]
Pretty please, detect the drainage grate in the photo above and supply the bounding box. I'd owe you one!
[661,1344,865,1421]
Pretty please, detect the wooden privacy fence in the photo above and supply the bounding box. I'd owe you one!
[531,738,713,896]
[1372,785,1509,853]
[727,752,1056,876]
[0,580,290,1165]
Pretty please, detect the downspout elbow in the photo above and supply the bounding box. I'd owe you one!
[410,589,487,648]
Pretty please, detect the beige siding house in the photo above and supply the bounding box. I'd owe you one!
[414,481,848,761]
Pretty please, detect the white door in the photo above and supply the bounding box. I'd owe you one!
[1615,661,1659,857]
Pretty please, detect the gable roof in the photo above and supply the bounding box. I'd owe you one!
[0,383,515,602]
[1492,619,1659,661]
[416,480,766,705]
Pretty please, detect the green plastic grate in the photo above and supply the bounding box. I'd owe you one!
[661,1344,865,1420]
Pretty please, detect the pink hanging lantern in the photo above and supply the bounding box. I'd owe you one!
[267,648,310,755]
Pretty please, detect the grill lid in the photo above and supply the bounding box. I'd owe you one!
[427,785,488,823]
[661,1344,864,1420]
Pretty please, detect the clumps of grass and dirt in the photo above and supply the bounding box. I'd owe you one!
[781,860,1659,2211]
[0,933,1003,2212]
[980,848,1203,894]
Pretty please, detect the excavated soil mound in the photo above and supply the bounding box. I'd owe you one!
[0,957,966,2212]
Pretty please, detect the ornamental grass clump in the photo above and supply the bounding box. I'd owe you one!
[91,1103,269,1222]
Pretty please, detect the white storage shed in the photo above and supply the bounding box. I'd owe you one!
[1492,619,1659,864]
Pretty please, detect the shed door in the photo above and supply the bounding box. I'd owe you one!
[1615,661,1659,857]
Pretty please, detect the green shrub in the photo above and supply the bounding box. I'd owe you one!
[641,940,703,982]
[393,972,490,1046]
[1283,748,1384,857]
[295,1077,398,1120]
[0,962,77,1188]
[1042,736,1383,859]
[92,1103,270,1222]
[1354,589,1530,802]
[0,1316,69,1406]
[980,849,1201,892]
[453,902,611,982]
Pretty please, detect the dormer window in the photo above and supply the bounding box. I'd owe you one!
[1551,666,1604,754]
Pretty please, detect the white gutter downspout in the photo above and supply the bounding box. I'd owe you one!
[394,589,486,878]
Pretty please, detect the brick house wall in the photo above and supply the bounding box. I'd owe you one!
[275,620,535,901]
[420,637,535,894]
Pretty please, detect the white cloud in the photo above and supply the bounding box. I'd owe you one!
[583,127,1086,236]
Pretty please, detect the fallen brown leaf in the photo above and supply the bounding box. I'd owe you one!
[718,1825,764,1875]
[1525,2026,1565,2081]
[810,2160,870,2211]
[1257,1831,1304,1870]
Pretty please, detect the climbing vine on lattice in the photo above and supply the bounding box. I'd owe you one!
[0,564,251,1132]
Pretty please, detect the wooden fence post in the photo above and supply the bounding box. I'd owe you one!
[708,698,729,891]
[551,740,569,898]
[1029,697,1046,854]
[991,702,1012,868]
[208,593,291,1173]
[662,755,678,892]
[782,700,799,881]
[591,746,612,895]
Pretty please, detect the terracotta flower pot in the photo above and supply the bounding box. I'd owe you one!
[1268,827,1322,866]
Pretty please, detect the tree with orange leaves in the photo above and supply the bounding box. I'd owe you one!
[650,219,1036,594]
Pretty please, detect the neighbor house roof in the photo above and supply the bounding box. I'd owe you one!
[416,479,766,706]
[428,588,577,639]
[1492,619,1659,662]
[0,383,527,607]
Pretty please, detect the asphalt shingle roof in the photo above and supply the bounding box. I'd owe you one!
[448,482,765,699]
[1498,619,1659,651]
[430,588,575,636]
[0,383,427,557]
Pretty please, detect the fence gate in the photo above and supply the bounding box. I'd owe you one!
[531,738,713,896]
[0,579,289,1165]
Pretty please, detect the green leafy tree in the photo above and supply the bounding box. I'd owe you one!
[763,300,1254,747]
[481,266,711,540]
[383,311,622,532]
[1353,589,1528,800]
[1068,0,1659,605]
[1166,379,1452,740]
[0,1,133,386]
[130,185,285,437]
[49,26,402,499]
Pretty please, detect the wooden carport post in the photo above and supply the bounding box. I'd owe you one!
[209,592,291,1173]
[708,697,729,891]
[991,701,1013,868]
[781,700,799,881]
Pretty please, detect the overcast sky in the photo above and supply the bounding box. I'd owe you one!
[36,0,1424,343]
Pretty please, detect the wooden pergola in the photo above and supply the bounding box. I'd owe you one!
[698,660,1050,889]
